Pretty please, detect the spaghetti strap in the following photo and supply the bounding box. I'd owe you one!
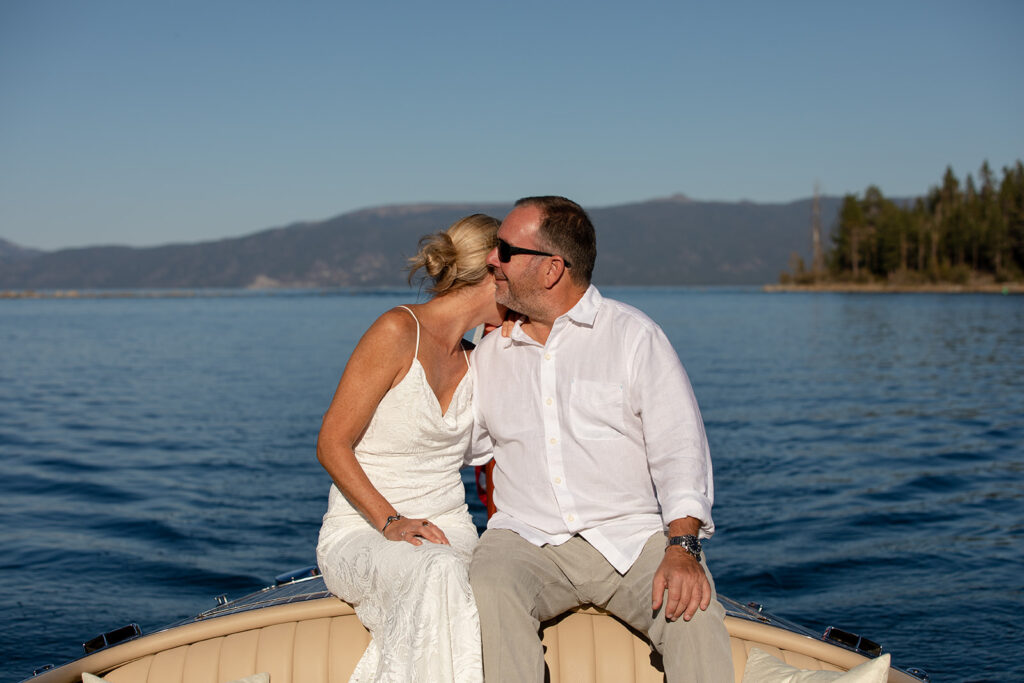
[396,305,420,358]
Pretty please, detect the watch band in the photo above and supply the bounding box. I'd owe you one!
[666,534,702,560]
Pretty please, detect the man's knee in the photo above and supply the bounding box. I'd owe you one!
[654,599,734,682]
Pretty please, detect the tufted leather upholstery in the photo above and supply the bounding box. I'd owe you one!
[31,596,917,683]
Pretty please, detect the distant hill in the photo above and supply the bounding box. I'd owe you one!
[0,197,843,289]
[591,196,843,284]
[0,238,43,264]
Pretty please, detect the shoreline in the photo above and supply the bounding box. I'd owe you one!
[1,289,214,300]
[764,281,1023,294]
[5,283,1023,299]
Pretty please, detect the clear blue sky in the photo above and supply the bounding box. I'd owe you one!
[2,1,1022,250]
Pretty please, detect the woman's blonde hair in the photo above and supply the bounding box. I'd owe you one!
[407,213,499,296]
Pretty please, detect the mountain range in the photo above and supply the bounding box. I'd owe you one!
[0,196,843,289]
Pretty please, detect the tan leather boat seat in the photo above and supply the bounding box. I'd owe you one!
[56,597,915,683]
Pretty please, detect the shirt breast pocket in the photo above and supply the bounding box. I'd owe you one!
[569,380,626,441]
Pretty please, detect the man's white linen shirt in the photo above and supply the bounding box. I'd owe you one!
[468,285,714,574]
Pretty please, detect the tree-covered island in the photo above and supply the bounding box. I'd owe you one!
[774,160,1024,293]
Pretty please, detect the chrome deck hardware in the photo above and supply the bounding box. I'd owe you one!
[275,564,321,585]
[83,623,141,654]
[822,626,882,656]
[905,667,931,682]
[743,601,771,622]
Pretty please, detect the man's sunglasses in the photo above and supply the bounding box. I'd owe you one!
[496,238,572,268]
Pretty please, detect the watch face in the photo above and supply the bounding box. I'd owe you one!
[668,535,701,557]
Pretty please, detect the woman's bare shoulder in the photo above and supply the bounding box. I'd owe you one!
[356,306,419,354]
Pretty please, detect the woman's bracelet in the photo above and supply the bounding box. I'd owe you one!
[381,514,402,534]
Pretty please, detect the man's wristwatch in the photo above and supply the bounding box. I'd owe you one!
[666,534,702,561]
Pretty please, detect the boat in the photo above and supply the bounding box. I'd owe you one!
[22,561,929,682]
[24,465,929,682]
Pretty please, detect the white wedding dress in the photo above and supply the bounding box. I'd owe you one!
[316,306,482,683]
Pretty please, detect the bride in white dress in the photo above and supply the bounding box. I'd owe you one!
[316,214,503,683]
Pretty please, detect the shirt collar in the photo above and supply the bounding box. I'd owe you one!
[564,284,602,327]
[505,284,602,347]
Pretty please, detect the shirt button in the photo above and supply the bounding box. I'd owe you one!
[545,397,553,406]
[567,514,575,522]
[549,437,557,445]
[544,353,552,360]
[554,477,562,484]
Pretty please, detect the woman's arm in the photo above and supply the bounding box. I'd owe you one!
[316,308,450,545]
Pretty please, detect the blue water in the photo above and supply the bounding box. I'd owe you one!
[1,288,1021,682]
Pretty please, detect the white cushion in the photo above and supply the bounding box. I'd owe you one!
[741,647,891,682]
[83,673,270,683]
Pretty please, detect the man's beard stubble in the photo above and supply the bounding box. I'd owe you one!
[494,268,543,320]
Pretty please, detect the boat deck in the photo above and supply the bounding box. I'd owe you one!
[23,570,927,683]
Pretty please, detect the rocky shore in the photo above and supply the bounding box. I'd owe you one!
[764,281,1023,294]
[2,289,206,299]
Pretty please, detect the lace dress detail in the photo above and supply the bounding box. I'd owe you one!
[316,306,481,683]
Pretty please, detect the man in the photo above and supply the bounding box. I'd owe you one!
[467,196,734,682]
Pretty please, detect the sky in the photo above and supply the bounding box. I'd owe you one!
[1,1,1022,250]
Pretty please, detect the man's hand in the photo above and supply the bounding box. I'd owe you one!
[651,546,712,622]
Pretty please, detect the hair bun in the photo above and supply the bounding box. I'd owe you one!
[419,232,458,285]
[407,214,500,296]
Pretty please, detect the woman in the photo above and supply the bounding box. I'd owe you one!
[315,214,503,683]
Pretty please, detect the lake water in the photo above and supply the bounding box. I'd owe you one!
[1,288,1021,682]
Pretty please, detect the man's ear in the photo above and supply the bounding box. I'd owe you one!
[543,258,568,289]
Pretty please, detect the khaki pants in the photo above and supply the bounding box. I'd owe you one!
[470,529,734,683]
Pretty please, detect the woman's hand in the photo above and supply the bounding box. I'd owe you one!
[500,309,525,337]
[383,517,450,546]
